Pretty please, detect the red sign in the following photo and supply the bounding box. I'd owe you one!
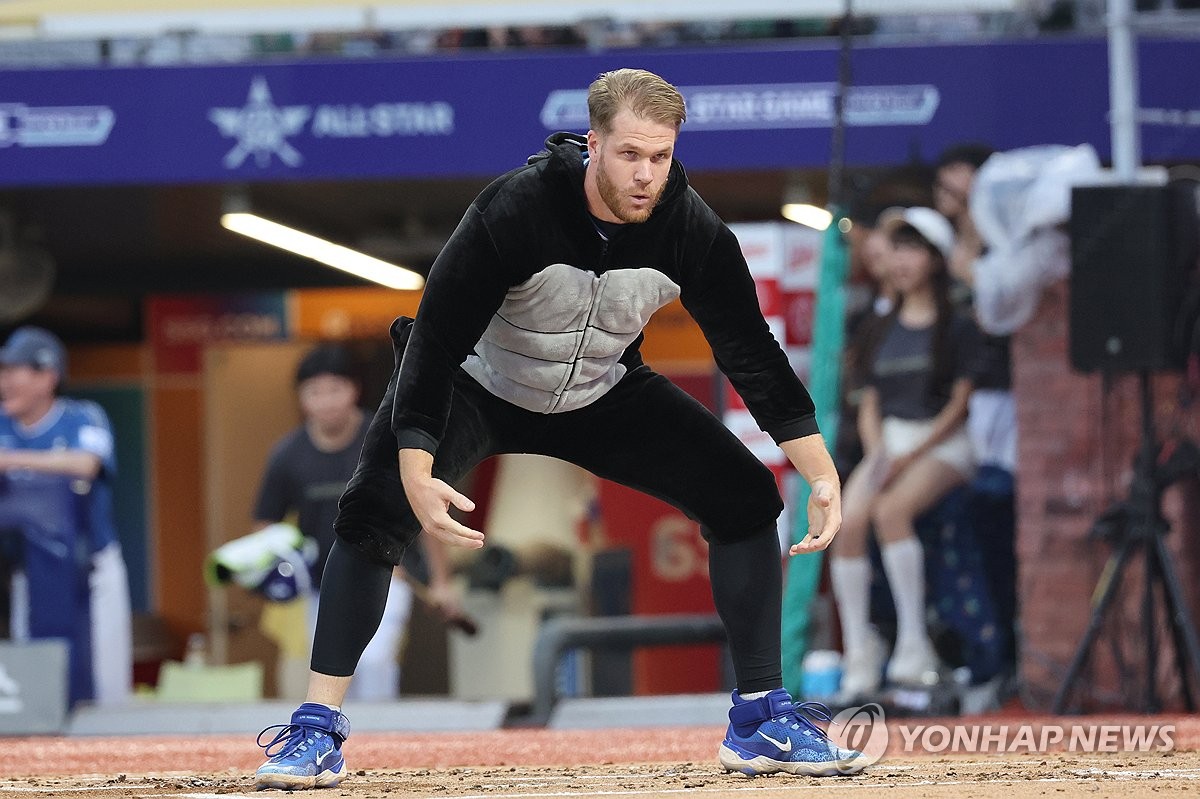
[783,290,816,347]
[147,294,288,373]
[598,481,721,695]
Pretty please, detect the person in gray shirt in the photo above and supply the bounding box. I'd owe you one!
[829,207,981,701]
[253,345,456,703]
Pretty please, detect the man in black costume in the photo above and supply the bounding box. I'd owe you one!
[254,68,863,790]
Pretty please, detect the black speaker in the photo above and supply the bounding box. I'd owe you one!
[1069,183,1199,373]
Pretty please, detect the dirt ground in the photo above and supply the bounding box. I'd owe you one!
[1,725,1197,799]
[3,753,1199,799]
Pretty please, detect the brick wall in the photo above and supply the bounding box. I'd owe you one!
[1013,280,1200,711]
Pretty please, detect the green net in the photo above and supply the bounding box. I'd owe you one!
[781,210,847,697]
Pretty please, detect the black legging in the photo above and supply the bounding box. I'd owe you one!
[312,527,785,693]
[310,538,392,678]
[708,526,784,694]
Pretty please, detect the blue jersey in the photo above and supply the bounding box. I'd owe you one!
[0,398,118,552]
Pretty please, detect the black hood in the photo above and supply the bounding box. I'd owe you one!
[527,131,588,165]
[528,131,690,209]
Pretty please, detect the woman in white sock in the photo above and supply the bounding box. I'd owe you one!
[830,207,979,700]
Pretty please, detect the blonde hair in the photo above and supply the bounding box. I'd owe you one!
[587,68,686,133]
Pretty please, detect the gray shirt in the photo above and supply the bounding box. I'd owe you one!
[253,416,369,586]
[868,315,980,420]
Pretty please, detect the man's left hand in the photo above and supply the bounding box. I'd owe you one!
[789,478,841,555]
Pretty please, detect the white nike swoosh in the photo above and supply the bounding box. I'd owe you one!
[315,748,336,767]
[757,730,792,752]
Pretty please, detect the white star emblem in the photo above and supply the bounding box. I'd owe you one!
[209,76,311,168]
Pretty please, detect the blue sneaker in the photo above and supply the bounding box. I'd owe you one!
[255,703,350,790]
[719,689,868,777]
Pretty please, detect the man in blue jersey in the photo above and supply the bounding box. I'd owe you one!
[0,326,132,705]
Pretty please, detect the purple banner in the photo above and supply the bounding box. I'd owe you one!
[0,37,1195,186]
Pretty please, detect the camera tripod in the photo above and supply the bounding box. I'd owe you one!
[1052,371,1200,714]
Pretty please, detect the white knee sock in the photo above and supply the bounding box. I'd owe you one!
[830,556,872,654]
[880,537,927,649]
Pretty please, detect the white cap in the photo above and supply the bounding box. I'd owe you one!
[882,206,956,263]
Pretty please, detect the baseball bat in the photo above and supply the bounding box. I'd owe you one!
[399,571,479,636]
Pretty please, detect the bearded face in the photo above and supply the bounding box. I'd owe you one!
[586,109,676,224]
[593,146,668,224]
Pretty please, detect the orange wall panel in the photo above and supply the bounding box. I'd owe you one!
[67,343,147,382]
[150,382,207,636]
[292,287,422,340]
[639,299,712,369]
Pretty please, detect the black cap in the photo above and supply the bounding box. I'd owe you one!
[294,344,354,386]
[936,143,995,171]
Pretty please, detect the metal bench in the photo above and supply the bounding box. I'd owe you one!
[529,613,727,724]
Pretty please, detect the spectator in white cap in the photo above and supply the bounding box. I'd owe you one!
[827,208,983,701]
[0,325,133,705]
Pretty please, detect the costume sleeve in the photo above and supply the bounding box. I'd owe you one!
[392,205,513,454]
[681,224,819,443]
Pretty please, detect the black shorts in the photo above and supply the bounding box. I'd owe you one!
[333,317,783,565]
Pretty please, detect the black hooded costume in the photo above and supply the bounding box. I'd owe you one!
[313,133,821,694]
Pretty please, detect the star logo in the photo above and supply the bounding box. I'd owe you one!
[208,76,310,168]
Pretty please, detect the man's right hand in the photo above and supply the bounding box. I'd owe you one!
[398,449,485,549]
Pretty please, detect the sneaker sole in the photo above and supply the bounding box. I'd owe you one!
[255,764,347,791]
[718,743,867,777]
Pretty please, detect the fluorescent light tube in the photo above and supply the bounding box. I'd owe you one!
[221,212,425,291]
[780,203,834,231]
